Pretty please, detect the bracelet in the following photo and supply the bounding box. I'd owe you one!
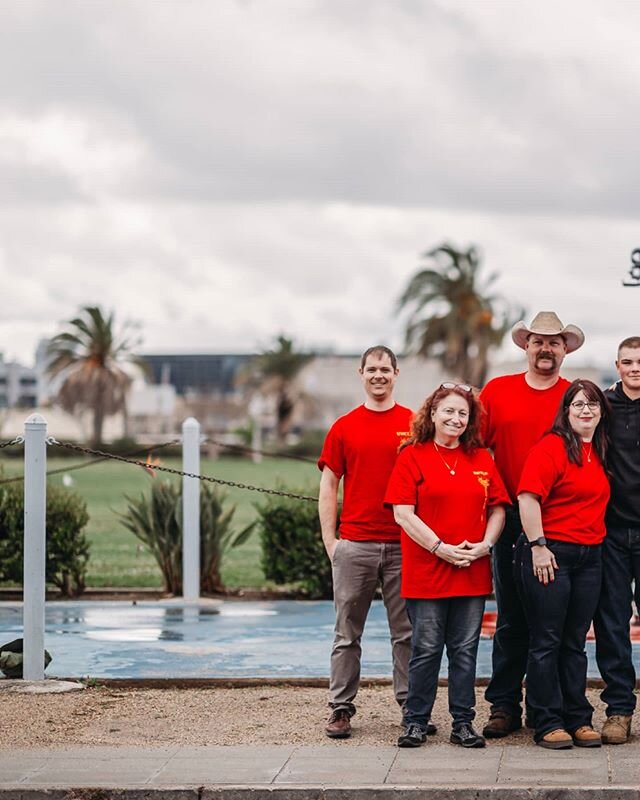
[430,539,442,553]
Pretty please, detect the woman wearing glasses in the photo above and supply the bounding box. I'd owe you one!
[385,383,509,748]
[517,379,610,749]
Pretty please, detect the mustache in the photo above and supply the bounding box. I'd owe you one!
[536,351,556,361]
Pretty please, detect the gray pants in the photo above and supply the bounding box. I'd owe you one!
[329,539,411,714]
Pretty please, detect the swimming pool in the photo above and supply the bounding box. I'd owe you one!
[0,599,630,680]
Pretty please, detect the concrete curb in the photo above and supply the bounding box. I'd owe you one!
[2,788,640,800]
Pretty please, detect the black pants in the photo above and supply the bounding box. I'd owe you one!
[484,505,529,716]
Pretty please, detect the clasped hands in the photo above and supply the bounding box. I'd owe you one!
[436,539,490,567]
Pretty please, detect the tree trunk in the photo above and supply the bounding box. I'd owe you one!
[92,401,105,449]
[276,389,294,443]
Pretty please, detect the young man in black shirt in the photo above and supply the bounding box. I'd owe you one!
[594,336,640,744]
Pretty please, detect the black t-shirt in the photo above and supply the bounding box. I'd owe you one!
[605,382,640,527]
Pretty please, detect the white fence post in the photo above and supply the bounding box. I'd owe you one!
[23,413,47,681]
[182,417,200,601]
[248,395,264,464]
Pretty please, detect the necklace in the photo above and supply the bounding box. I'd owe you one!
[583,441,593,463]
[433,442,459,475]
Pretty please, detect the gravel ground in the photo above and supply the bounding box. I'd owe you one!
[0,685,624,749]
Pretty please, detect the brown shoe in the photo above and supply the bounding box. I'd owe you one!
[482,710,522,738]
[572,725,602,748]
[537,728,573,750]
[325,709,352,739]
[601,715,633,745]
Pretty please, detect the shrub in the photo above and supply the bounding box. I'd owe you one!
[118,478,254,594]
[0,482,90,597]
[257,492,333,599]
[282,429,326,459]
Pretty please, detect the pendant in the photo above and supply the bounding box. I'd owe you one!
[450,469,455,475]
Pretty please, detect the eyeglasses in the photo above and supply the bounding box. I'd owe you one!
[570,401,601,412]
[440,382,472,392]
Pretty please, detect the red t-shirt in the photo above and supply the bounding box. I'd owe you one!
[384,442,509,598]
[481,373,570,502]
[517,433,610,545]
[318,403,413,541]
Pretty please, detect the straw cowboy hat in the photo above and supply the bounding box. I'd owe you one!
[511,311,585,354]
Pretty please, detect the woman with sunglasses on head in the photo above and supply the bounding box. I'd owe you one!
[516,379,610,750]
[385,383,509,749]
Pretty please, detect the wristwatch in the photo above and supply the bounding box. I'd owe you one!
[530,536,547,547]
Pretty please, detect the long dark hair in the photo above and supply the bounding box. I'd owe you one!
[402,384,484,452]
[550,379,610,467]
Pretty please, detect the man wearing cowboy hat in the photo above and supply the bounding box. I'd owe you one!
[480,311,585,738]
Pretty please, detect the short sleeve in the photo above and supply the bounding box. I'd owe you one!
[317,420,345,478]
[486,458,510,508]
[517,435,564,502]
[384,446,422,507]
[479,384,495,449]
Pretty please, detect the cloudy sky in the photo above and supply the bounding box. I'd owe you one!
[1,0,639,370]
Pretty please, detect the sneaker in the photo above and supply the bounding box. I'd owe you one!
[426,721,438,736]
[572,725,601,748]
[450,722,486,748]
[325,709,351,739]
[537,728,573,750]
[482,709,522,738]
[601,714,633,745]
[398,723,427,748]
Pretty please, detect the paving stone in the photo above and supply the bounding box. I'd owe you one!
[20,754,172,787]
[388,743,501,785]
[0,753,46,783]
[154,745,294,785]
[275,745,396,785]
[608,749,640,784]
[498,746,609,786]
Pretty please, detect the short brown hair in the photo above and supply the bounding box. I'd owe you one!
[360,346,398,370]
[617,336,640,356]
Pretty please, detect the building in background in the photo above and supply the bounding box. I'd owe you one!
[22,345,606,444]
[0,353,38,409]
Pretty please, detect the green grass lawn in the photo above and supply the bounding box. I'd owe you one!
[0,454,320,590]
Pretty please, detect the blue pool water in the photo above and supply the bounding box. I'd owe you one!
[0,599,625,680]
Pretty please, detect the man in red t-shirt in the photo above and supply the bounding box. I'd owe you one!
[481,311,585,738]
[318,345,414,739]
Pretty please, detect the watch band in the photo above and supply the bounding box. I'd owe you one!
[531,536,547,547]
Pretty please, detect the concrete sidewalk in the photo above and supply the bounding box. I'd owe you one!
[1,742,640,799]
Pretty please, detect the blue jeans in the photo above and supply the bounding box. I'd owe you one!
[485,505,529,716]
[593,525,640,716]
[403,596,485,730]
[518,537,602,741]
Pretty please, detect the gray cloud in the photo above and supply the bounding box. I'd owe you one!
[2,0,639,214]
[0,0,637,370]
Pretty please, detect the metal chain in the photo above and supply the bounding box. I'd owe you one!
[0,438,182,486]
[0,436,24,449]
[49,439,319,502]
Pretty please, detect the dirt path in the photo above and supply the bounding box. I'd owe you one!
[0,685,621,749]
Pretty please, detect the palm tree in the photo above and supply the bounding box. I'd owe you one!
[251,335,314,442]
[398,244,523,386]
[46,306,143,447]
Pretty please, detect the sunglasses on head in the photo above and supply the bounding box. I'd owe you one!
[440,382,473,393]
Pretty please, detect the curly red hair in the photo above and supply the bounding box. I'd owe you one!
[402,385,485,452]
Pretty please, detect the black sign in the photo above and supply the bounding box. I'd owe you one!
[623,249,640,286]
